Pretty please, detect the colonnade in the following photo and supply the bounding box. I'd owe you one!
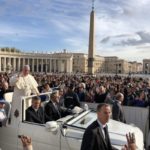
[0,57,73,73]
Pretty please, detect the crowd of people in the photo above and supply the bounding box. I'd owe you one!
[1,69,150,108]
[0,65,150,149]
[0,66,150,123]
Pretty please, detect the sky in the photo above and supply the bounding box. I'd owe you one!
[0,0,150,62]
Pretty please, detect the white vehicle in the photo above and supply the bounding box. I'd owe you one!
[0,93,144,150]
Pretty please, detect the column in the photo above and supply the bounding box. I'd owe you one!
[64,60,67,73]
[61,60,65,72]
[13,58,16,71]
[56,60,58,72]
[66,59,70,73]
[32,59,34,72]
[54,59,56,72]
[149,62,150,74]
[45,59,47,73]
[36,59,39,72]
[23,58,25,66]
[0,57,1,72]
[18,58,20,71]
[58,60,61,72]
[66,58,73,73]
[50,59,52,72]
[4,57,6,72]
[41,59,43,72]
[8,57,11,65]
[70,57,73,73]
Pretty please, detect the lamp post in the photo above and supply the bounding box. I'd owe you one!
[145,63,149,74]
[115,64,118,75]
[129,66,131,76]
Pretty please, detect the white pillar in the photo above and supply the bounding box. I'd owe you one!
[37,59,39,72]
[32,59,34,72]
[55,60,58,72]
[61,60,65,72]
[70,57,73,73]
[18,58,20,71]
[4,57,6,72]
[58,60,62,72]
[54,59,56,72]
[57,60,60,72]
[49,59,52,72]
[66,59,70,73]
[41,59,43,72]
[45,59,47,73]
[66,58,73,73]
[8,57,11,65]
[13,58,16,71]
[23,58,25,66]
[0,57,1,72]
[65,60,67,73]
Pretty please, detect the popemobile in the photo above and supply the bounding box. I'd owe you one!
[0,92,145,150]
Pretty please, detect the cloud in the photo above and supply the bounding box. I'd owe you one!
[100,37,110,43]
[100,31,150,48]
[118,31,150,46]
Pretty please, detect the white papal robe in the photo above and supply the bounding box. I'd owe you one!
[10,74,39,125]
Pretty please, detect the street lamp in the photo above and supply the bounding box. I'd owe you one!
[129,66,131,76]
[145,63,149,74]
[115,64,118,75]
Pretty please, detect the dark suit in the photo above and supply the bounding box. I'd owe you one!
[64,92,80,109]
[94,93,107,103]
[81,120,116,150]
[26,106,44,124]
[45,101,70,122]
[112,100,126,123]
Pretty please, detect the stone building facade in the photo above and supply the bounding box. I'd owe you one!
[72,53,105,73]
[0,48,73,73]
[128,61,143,74]
[0,47,143,74]
[72,54,142,74]
[104,57,130,74]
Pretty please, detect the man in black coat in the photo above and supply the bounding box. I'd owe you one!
[45,92,70,122]
[26,96,44,124]
[94,86,107,103]
[81,103,117,150]
[112,92,126,123]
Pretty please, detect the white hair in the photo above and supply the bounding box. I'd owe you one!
[23,65,30,70]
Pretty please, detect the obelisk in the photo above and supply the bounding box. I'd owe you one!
[88,0,95,75]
